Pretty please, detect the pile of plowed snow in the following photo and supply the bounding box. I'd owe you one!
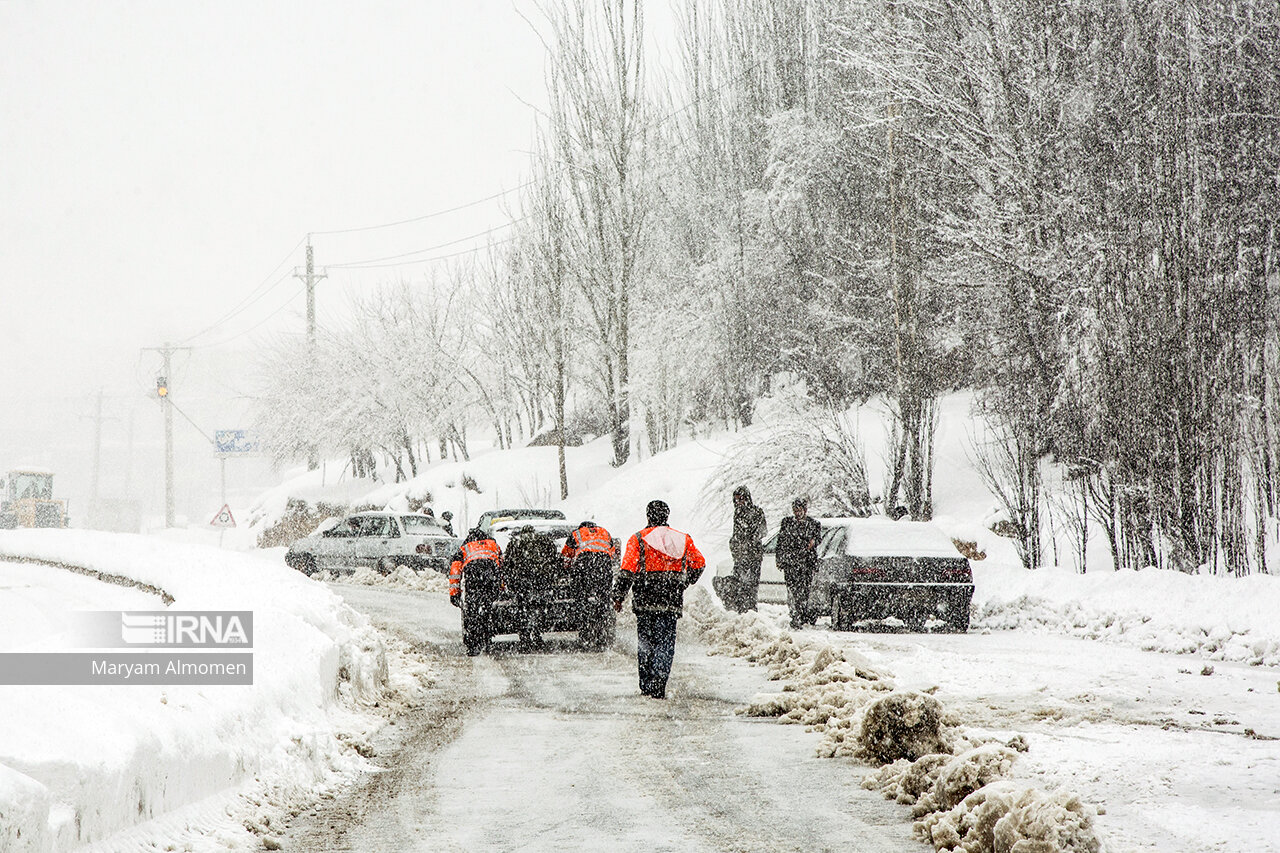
[0,529,434,852]
[686,588,1104,853]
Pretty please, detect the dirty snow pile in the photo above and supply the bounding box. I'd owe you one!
[686,588,1103,853]
[0,529,434,852]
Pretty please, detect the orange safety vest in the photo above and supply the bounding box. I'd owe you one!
[449,538,502,596]
[561,525,617,560]
[619,526,705,575]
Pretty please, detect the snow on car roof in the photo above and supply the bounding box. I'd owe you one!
[489,518,574,533]
[830,517,962,558]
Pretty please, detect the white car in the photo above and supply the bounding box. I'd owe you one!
[285,510,460,575]
[713,517,973,632]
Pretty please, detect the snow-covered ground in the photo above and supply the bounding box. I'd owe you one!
[0,531,431,851]
[3,393,1278,850]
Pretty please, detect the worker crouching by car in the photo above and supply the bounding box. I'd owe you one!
[449,528,502,656]
[562,519,617,602]
[612,500,705,699]
[505,525,559,651]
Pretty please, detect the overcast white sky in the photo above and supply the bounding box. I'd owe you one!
[1,0,668,519]
[1,0,560,402]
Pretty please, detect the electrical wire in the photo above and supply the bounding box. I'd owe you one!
[200,289,304,349]
[331,234,519,270]
[325,221,524,269]
[308,183,534,236]
[178,235,307,345]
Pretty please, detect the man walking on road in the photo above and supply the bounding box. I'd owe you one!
[776,497,821,630]
[726,486,766,612]
[612,500,706,699]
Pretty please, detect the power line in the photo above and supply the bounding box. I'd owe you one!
[309,183,534,236]
[178,236,308,345]
[200,289,303,349]
[326,221,524,269]
[331,235,520,270]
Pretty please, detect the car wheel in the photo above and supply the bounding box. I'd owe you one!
[376,556,397,575]
[944,602,971,633]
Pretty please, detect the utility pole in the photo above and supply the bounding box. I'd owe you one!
[142,343,191,528]
[293,235,327,471]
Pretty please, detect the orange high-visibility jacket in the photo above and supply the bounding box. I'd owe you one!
[612,525,706,616]
[561,525,617,561]
[449,538,502,597]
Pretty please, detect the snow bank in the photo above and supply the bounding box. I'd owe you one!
[687,587,1103,853]
[961,539,1280,667]
[0,529,414,850]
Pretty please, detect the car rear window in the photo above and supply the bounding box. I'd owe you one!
[401,516,447,535]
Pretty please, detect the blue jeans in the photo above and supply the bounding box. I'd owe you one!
[635,613,678,697]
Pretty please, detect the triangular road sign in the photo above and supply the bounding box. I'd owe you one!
[210,504,236,528]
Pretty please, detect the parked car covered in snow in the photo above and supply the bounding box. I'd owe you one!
[285,510,460,576]
[713,517,973,632]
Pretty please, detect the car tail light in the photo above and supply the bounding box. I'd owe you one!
[849,564,886,577]
[416,543,428,554]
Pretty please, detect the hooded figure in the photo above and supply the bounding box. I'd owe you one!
[722,485,767,612]
[611,499,706,699]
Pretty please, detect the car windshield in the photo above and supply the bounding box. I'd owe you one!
[11,473,53,500]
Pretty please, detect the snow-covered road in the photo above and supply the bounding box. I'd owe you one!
[286,584,924,852]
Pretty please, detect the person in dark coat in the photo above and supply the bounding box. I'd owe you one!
[439,510,455,536]
[504,525,559,651]
[776,497,821,629]
[726,486,767,612]
[612,500,706,699]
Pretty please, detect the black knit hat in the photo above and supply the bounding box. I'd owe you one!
[646,500,670,526]
[732,485,751,501]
